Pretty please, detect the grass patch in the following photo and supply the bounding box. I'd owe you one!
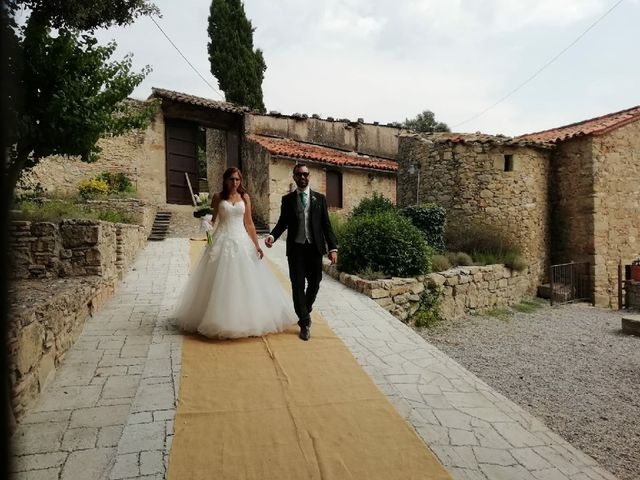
[511,298,546,313]
[485,307,513,320]
[14,199,138,224]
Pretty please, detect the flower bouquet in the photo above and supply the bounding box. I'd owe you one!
[193,192,214,244]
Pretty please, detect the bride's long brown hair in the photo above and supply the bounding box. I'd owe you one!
[221,167,247,201]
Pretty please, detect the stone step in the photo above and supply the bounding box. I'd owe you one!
[621,315,640,336]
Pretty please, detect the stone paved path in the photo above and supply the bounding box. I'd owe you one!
[10,238,619,480]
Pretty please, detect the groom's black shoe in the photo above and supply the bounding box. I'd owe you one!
[299,325,311,341]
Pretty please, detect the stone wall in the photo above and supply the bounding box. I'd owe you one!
[549,137,595,266]
[627,280,640,310]
[264,155,396,227]
[245,114,406,160]
[397,135,551,287]
[27,110,166,204]
[590,121,640,307]
[323,262,533,322]
[8,212,151,419]
[10,202,154,281]
[206,128,227,198]
[8,277,115,419]
[241,140,271,226]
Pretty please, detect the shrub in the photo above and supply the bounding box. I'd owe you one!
[338,211,432,277]
[356,267,386,280]
[351,192,395,218]
[401,203,446,252]
[97,172,134,193]
[431,254,452,272]
[412,288,442,328]
[446,220,514,255]
[16,199,86,222]
[328,211,348,244]
[445,251,473,267]
[78,178,110,198]
[446,220,526,270]
[504,252,528,272]
[96,209,136,224]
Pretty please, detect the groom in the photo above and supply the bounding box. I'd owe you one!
[265,163,338,341]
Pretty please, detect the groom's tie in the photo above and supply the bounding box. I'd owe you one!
[299,191,307,208]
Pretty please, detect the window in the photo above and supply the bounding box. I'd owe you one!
[326,170,343,208]
[504,154,514,172]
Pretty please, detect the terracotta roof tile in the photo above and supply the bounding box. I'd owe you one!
[248,135,398,172]
[150,87,247,114]
[518,105,640,143]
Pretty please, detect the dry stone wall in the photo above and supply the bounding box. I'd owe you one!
[591,121,640,307]
[8,209,152,419]
[323,262,533,323]
[25,111,165,203]
[8,277,115,419]
[10,203,154,281]
[397,135,551,288]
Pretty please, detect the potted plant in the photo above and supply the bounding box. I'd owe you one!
[631,257,640,281]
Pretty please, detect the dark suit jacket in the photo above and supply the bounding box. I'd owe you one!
[270,190,338,256]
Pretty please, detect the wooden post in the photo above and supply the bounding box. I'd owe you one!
[618,262,624,310]
[550,264,554,307]
[185,172,197,207]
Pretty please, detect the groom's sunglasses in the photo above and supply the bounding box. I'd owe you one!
[294,172,310,178]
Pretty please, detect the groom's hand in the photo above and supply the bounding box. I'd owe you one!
[328,251,337,265]
[264,235,274,248]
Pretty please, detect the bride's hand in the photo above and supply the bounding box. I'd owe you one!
[256,247,264,259]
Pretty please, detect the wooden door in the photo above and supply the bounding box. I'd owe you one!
[165,120,199,204]
[326,170,343,208]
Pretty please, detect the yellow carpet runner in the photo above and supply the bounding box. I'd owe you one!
[167,240,451,480]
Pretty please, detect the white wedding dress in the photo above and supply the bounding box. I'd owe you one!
[176,199,298,339]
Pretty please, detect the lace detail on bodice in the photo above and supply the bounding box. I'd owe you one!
[216,200,246,237]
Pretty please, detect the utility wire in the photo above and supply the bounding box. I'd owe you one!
[150,16,225,101]
[451,0,626,129]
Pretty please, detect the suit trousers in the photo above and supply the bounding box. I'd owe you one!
[287,242,323,327]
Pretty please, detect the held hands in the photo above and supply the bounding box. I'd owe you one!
[264,235,274,248]
[328,251,337,265]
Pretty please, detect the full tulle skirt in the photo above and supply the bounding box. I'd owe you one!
[176,232,298,339]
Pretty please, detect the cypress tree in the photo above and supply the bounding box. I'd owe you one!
[207,0,266,111]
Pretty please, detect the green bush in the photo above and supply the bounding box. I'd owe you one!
[328,211,348,244]
[446,220,527,271]
[96,209,136,224]
[431,254,452,272]
[351,192,395,218]
[15,199,137,224]
[338,211,432,277]
[412,288,442,328]
[445,251,473,267]
[401,203,446,252]
[78,178,110,198]
[97,172,134,193]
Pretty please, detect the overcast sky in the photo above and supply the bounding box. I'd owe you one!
[94,0,639,136]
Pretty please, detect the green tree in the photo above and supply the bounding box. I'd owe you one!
[207,0,266,111]
[0,2,157,457]
[403,110,450,133]
[4,1,158,199]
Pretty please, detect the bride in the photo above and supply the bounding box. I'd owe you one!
[176,167,298,339]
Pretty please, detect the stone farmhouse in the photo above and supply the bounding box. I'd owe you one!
[28,89,639,307]
[397,106,640,307]
[29,88,400,229]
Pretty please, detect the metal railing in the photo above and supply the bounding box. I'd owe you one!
[550,262,592,306]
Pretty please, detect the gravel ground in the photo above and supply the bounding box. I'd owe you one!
[418,303,640,480]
